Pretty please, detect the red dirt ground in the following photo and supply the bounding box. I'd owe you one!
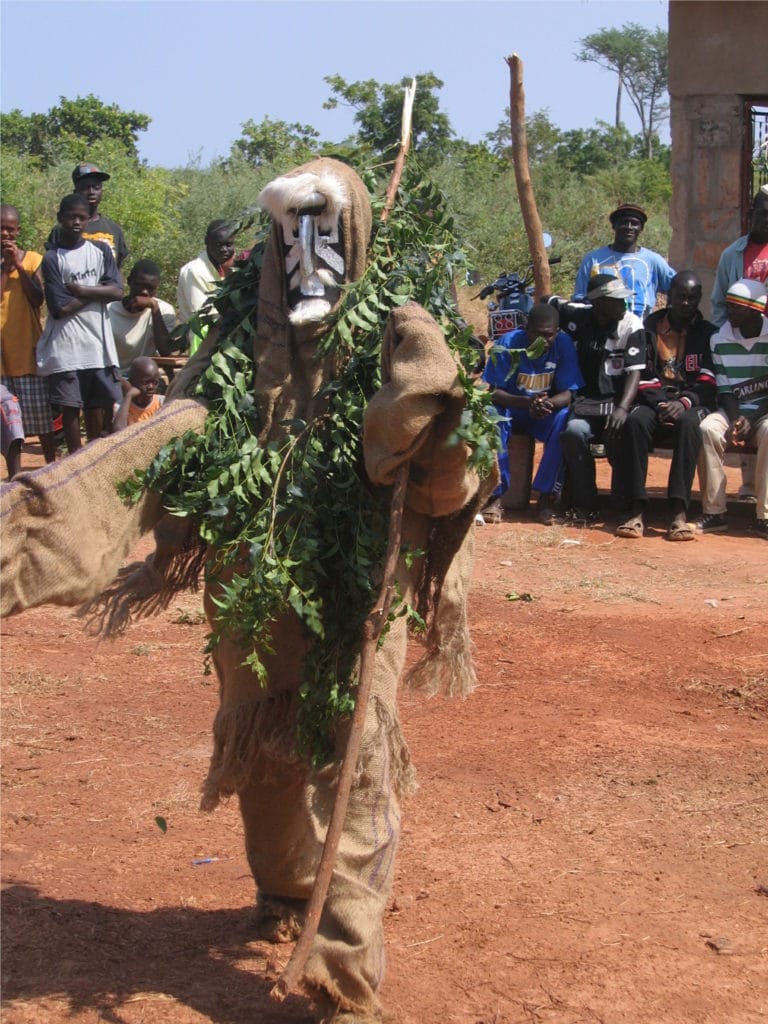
[2,453,767,1024]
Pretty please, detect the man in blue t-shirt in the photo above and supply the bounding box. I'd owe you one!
[573,203,675,319]
[482,303,583,524]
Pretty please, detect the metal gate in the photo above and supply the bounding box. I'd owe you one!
[742,99,768,231]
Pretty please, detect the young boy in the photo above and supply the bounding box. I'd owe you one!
[112,356,164,430]
[108,259,179,374]
[36,194,123,454]
[697,279,768,539]
[1,203,57,466]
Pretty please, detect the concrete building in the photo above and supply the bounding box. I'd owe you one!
[668,0,768,316]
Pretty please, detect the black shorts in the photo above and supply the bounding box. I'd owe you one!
[47,367,122,410]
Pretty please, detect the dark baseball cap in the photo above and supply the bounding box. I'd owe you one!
[72,163,110,185]
[609,203,647,225]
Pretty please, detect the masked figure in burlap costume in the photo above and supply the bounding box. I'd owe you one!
[1,159,496,1023]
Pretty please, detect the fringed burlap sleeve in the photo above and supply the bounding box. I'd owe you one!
[0,399,208,616]
[363,302,481,518]
[363,303,499,699]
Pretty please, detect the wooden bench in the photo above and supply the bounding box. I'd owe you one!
[499,434,758,510]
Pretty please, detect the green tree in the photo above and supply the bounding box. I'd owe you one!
[577,24,668,158]
[231,116,321,168]
[485,108,563,166]
[555,122,636,176]
[1,94,150,166]
[323,72,452,165]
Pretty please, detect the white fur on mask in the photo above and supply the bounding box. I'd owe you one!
[259,170,348,324]
[259,171,347,235]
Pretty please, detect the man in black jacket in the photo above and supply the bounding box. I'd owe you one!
[614,271,716,540]
[556,274,647,523]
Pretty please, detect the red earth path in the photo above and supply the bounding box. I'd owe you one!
[2,455,767,1024]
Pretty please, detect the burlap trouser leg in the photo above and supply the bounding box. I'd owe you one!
[205,605,409,1018]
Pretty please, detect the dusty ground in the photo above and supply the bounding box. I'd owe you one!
[2,451,767,1024]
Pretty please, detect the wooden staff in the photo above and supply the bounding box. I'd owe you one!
[272,79,418,1003]
[506,54,551,300]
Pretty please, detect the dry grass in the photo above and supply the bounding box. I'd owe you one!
[684,671,767,714]
[151,780,199,818]
[173,606,206,626]
[2,669,68,695]
[132,643,161,656]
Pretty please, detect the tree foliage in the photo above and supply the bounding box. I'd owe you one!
[0,71,673,315]
[231,115,321,168]
[577,24,668,159]
[1,94,151,166]
[485,108,562,166]
[323,72,452,165]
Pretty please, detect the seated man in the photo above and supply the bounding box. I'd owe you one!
[697,279,768,539]
[573,203,675,319]
[613,271,716,540]
[555,274,646,523]
[177,220,236,355]
[108,260,180,374]
[481,302,583,524]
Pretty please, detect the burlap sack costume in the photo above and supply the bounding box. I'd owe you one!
[0,159,496,1023]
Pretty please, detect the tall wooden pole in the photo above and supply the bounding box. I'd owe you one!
[506,53,551,300]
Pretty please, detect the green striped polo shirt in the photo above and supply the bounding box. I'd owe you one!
[711,318,768,419]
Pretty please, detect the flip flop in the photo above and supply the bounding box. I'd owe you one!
[616,515,644,539]
[667,521,697,542]
[481,500,503,525]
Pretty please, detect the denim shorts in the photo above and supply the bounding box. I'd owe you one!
[47,367,122,410]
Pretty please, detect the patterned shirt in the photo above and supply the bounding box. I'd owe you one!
[710,316,768,421]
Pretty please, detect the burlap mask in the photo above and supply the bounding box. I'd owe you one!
[253,158,373,442]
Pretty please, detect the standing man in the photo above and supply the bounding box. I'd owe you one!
[711,186,768,326]
[697,279,768,540]
[177,220,236,354]
[49,163,128,269]
[555,274,646,523]
[1,203,57,468]
[613,271,717,541]
[573,203,675,319]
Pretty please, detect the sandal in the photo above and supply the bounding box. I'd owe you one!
[616,515,644,539]
[480,500,503,525]
[667,521,696,542]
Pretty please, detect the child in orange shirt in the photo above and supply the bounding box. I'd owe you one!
[112,356,163,431]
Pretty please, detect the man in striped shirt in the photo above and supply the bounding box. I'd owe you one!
[697,279,768,538]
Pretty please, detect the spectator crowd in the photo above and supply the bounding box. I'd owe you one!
[1,161,236,472]
[480,191,768,542]
[1,162,767,542]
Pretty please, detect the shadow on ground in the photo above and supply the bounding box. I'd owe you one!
[1,884,314,1023]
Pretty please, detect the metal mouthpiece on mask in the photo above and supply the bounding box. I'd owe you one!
[298,212,327,297]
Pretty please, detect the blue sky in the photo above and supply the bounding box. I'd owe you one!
[1,0,668,168]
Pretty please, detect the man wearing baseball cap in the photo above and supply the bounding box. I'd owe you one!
[48,163,128,269]
[553,273,646,525]
[573,203,675,319]
[697,278,768,539]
